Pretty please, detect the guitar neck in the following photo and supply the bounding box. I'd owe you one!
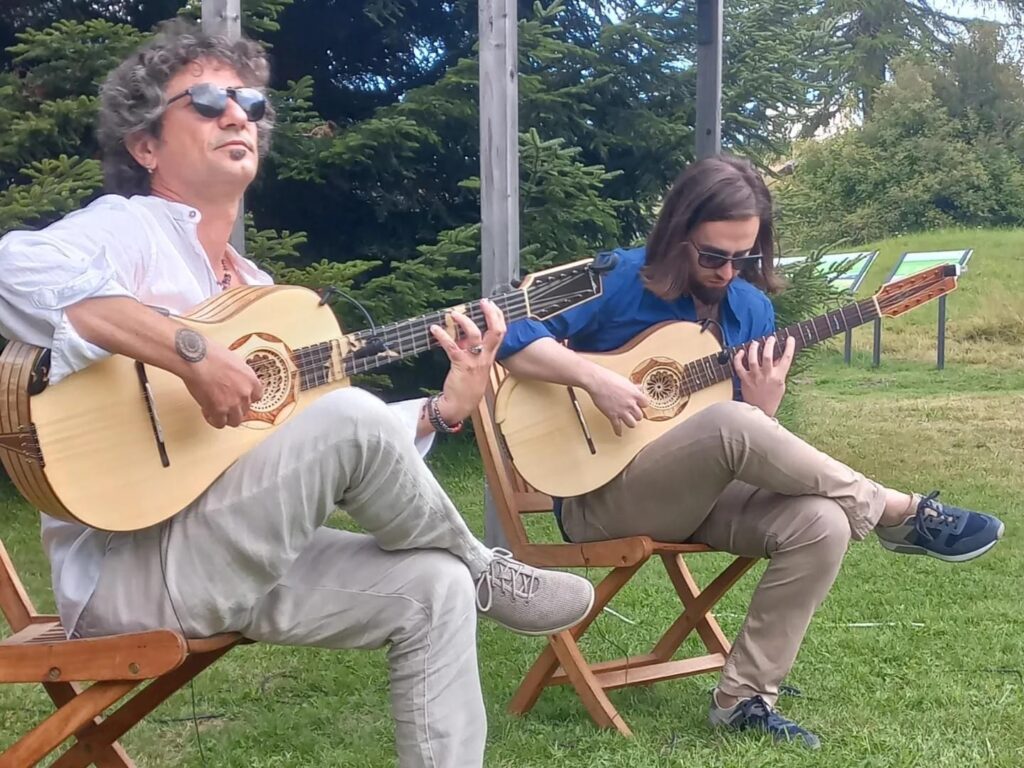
[287,291,531,391]
[680,296,881,396]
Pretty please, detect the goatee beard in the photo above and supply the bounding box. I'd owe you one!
[688,280,729,306]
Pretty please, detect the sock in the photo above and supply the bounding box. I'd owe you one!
[712,689,743,713]
[879,493,921,528]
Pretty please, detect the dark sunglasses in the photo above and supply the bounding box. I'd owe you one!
[166,83,267,122]
[686,242,763,270]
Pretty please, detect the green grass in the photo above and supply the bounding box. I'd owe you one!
[3,228,1024,766]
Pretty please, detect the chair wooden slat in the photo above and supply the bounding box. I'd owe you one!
[471,363,759,736]
[0,538,248,766]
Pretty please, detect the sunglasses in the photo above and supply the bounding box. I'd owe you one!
[166,83,267,122]
[686,242,763,270]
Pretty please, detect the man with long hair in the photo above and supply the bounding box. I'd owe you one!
[0,21,595,767]
[499,154,1004,747]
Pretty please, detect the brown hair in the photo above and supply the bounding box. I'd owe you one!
[642,154,783,300]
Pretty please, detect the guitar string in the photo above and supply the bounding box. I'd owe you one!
[223,277,934,382]
[23,291,544,440]
[31,281,935,442]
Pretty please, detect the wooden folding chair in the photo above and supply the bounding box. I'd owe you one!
[472,366,760,736]
[0,538,248,767]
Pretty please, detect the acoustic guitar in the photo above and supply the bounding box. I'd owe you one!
[0,258,605,531]
[494,264,960,498]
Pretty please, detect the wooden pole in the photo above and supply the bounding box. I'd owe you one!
[201,0,246,256]
[479,0,519,548]
[695,0,723,159]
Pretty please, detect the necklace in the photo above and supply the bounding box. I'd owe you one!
[217,256,232,290]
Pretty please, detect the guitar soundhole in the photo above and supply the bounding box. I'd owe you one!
[642,366,682,410]
[629,356,688,422]
[247,349,292,412]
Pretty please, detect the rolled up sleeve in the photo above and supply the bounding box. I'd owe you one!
[0,232,136,383]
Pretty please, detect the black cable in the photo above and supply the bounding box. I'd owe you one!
[319,285,377,337]
[159,522,210,767]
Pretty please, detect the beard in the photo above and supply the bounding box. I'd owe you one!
[687,277,729,306]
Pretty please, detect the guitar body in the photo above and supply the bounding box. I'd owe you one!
[0,285,351,531]
[494,322,733,498]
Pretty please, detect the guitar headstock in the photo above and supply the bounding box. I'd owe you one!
[874,264,959,318]
[516,258,605,320]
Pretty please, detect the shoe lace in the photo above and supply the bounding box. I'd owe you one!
[475,548,540,613]
[913,490,962,539]
[740,696,802,733]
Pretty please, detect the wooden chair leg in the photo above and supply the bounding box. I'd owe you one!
[51,646,236,768]
[41,682,135,768]
[0,681,138,768]
[508,563,641,717]
[652,554,756,661]
[548,632,631,736]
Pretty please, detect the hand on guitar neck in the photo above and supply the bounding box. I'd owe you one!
[731,335,797,418]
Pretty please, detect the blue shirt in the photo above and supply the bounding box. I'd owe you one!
[499,246,776,368]
[497,246,777,539]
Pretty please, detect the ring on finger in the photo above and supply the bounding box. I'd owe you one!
[469,344,484,355]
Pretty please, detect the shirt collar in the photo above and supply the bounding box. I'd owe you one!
[131,194,203,223]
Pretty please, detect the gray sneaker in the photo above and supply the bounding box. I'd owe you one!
[475,548,595,636]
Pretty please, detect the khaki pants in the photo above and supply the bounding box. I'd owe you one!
[75,388,493,768]
[561,400,886,705]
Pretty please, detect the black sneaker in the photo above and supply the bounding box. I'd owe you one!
[876,491,1004,563]
[709,693,820,749]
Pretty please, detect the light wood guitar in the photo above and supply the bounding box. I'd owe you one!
[0,259,606,531]
[494,264,960,498]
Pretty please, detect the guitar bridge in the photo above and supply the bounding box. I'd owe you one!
[136,362,170,468]
[566,386,597,455]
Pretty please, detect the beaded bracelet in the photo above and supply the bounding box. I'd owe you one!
[426,393,463,434]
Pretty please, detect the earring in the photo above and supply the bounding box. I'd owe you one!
[146,166,155,175]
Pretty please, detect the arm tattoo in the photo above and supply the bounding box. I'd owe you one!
[175,328,207,363]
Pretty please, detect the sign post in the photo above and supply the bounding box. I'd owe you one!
[695,0,723,159]
[872,249,973,369]
[479,0,519,548]
[201,0,246,257]
[777,251,878,364]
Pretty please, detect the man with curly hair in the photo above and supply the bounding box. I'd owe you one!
[0,20,595,768]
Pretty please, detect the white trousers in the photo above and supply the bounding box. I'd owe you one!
[75,388,494,767]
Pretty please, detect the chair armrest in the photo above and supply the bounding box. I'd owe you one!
[514,537,655,568]
[0,630,188,683]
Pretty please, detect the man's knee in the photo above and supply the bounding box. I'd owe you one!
[404,550,478,633]
[700,399,767,432]
[314,387,405,437]
[782,498,852,562]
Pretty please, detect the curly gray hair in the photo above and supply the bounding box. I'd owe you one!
[97,18,276,196]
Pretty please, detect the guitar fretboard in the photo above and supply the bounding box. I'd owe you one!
[678,297,881,394]
[289,293,533,391]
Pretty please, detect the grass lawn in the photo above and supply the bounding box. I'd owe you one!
[2,227,1023,766]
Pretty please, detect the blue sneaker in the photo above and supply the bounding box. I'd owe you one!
[709,693,820,749]
[876,491,1004,563]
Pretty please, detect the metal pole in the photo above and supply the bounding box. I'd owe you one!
[695,0,723,159]
[844,329,852,365]
[937,295,947,370]
[202,0,246,256]
[872,319,881,368]
[479,0,519,548]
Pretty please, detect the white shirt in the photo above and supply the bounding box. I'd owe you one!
[0,194,431,634]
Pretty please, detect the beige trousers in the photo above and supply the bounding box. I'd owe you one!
[561,400,887,705]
